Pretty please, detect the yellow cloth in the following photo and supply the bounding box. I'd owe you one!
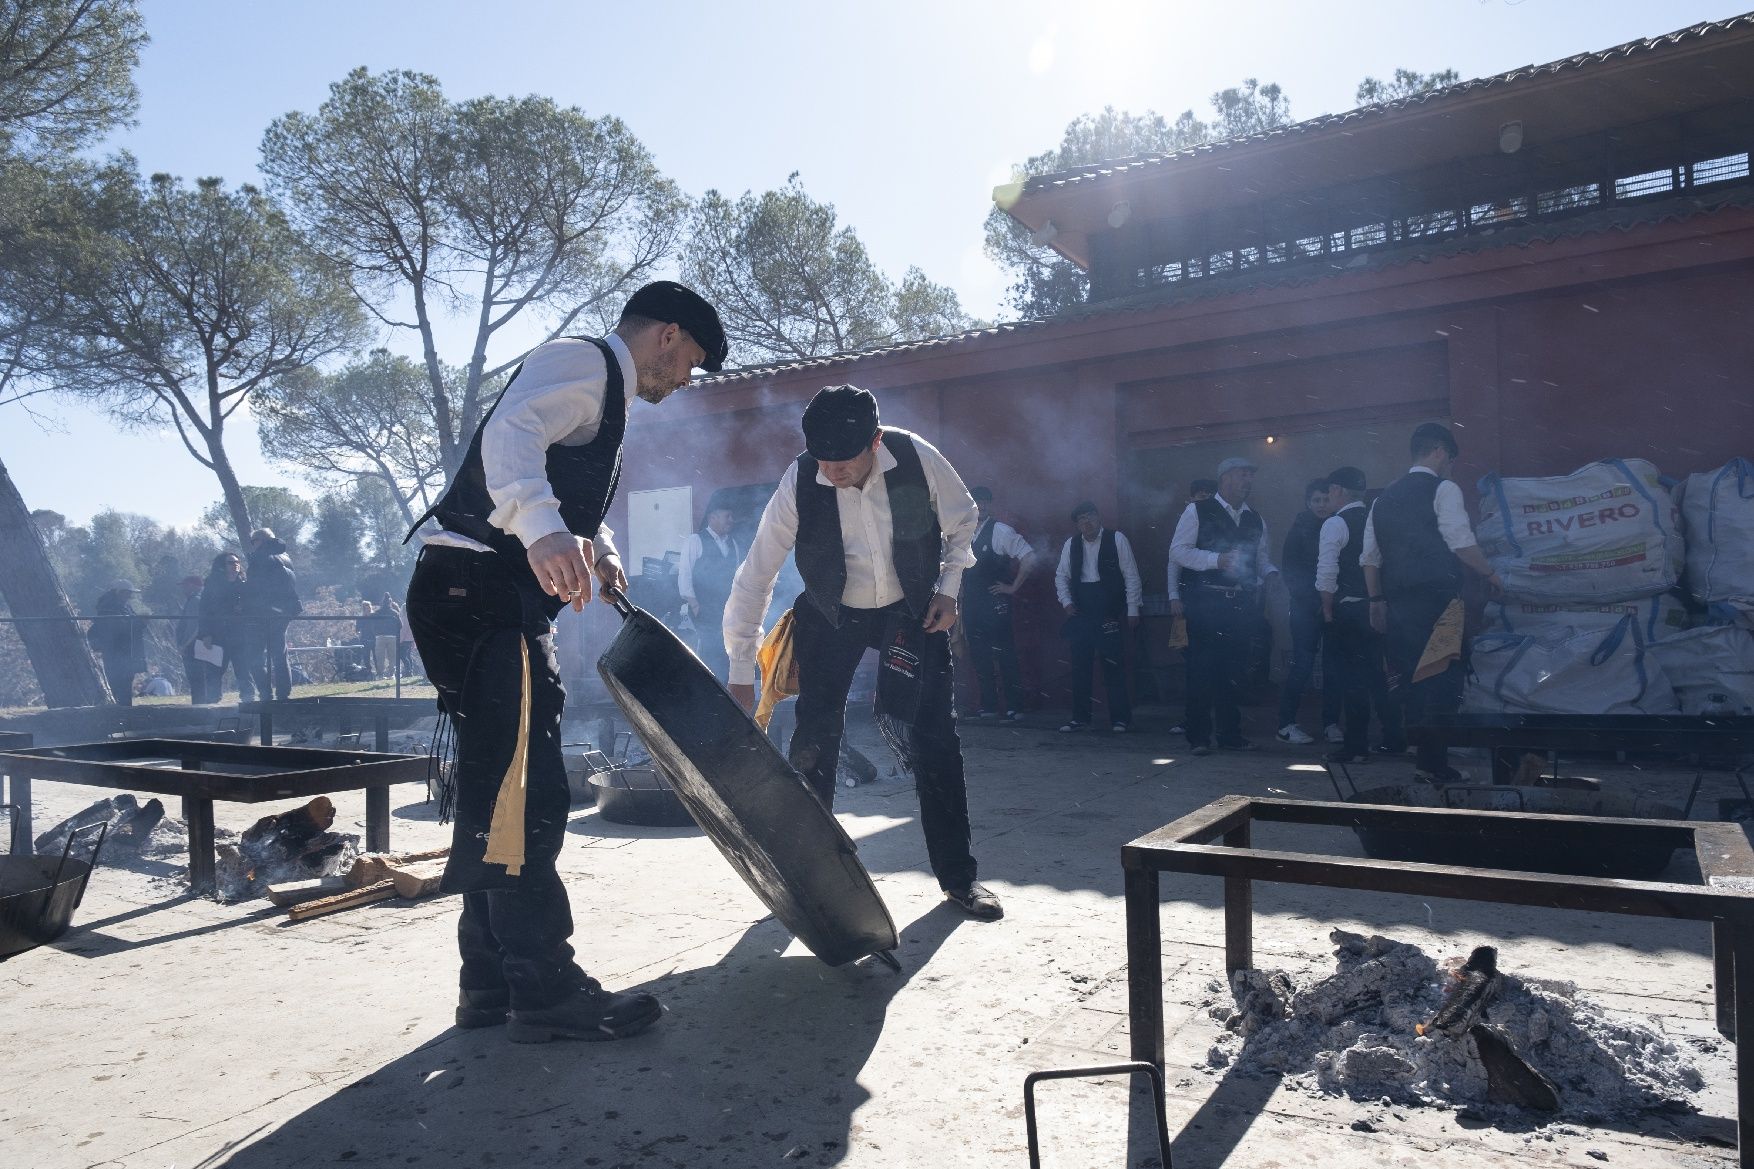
[481,636,531,876]
[1412,599,1466,684]
[753,611,800,731]
[1166,615,1188,650]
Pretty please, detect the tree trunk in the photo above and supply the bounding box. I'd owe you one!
[209,435,254,548]
[0,457,111,707]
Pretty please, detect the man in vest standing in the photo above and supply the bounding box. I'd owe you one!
[1054,501,1142,733]
[1275,478,1342,746]
[405,281,727,1043]
[964,486,1036,719]
[725,385,1002,922]
[679,494,742,682]
[1362,424,1503,781]
[1170,457,1279,755]
[1317,467,1404,764]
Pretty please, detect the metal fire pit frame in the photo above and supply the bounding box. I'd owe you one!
[0,739,427,891]
[1124,794,1754,1166]
[239,697,438,753]
[1409,713,1754,787]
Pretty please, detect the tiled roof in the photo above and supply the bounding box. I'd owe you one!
[1018,14,1754,195]
[695,186,1754,386]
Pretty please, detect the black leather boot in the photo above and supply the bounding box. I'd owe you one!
[505,978,663,1044]
[455,987,511,1029]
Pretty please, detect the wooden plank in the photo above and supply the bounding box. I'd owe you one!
[1124,794,1253,856]
[287,879,397,922]
[1248,796,1699,846]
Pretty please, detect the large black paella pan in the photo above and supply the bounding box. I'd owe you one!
[596,587,898,968]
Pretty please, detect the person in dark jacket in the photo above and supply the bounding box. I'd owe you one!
[175,575,214,703]
[198,552,254,701]
[90,579,147,706]
[1275,478,1341,745]
[243,528,303,701]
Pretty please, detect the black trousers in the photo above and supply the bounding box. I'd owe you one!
[407,546,583,1009]
[1384,588,1465,774]
[788,600,977,892]
[1067,583,1129,725]
[1184,586,1257,747]
[102,656,136,707]
[1329,603,1403,755]
[1277,600,1341,729]
[241,619,294,702]
[964,594,1023,713]
[695,602,730,682]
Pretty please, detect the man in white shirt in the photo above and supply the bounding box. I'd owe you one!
[964,486,1037,719]
[1361,423,1504,781]
[1053,501,1142,732]
[724,385,1001,921]
[679,495,742,682]
[1316,466,1402,764]
[404,281,727,1043]
[1170,457,1280,754]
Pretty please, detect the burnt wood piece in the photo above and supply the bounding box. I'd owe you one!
[240,697,436,753]
[1408,714,1754,785]
[1123,795,1754,1166]
[0,739,424,893]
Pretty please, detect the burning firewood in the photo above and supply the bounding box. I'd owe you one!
[1417,945,1501,1037]
[217,796,360,903]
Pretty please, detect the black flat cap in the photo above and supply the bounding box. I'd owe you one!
[1327,466,1367,493]
[623,281,728,372]
[802,385,880,461]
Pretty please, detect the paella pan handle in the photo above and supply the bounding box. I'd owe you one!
[605,583,638,620]
[42,819,109,930]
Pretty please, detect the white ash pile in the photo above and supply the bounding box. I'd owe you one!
[1201,930,1703,1122]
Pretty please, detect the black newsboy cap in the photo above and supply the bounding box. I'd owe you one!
[802,385,881,461]
[1327,466,1367,493]
[623,281,728,372]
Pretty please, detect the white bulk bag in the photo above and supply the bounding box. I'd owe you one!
[1462,616,1677,716]
[1676,458,1754,605]
[1484,592,1689,643]
[1649,625,1754,715]
[1476,459,1682,603]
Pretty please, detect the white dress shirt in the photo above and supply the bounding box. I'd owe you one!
[1360,466,1477,568]
[979,518,1035,563]
[1316,501,1367,599]
[1168,497,1278,584]
[679,530,739,603]
[723,431,979,685]
[418,334,631,561]
[1054,529,1143,615]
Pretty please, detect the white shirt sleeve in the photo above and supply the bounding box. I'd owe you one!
[678,533,704,602]
[1254,516,1277,582]
[1166,553,1181,602]
[1054,538,1074,609]
[1169,504,1219,573]
[914,435,979,599]
[481,338,613,550]
[1360,507,1381,569]
[992,522,1033,561]
[1434,479,1478,552]
[1114,532,1143,616]
[724,466,801,686]
[1315,515,1347,594]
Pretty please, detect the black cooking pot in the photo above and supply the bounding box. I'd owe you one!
[596,587,898,968]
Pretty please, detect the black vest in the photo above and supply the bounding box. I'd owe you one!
[1068,528,1127,619]
[1281,510,1324,606]
[1370,471,1462,599]
[692,531,740,616]
[969,518,1017,590]
[1187,498,1264,590]
[419,337,625,615]
[794,428,941,625]
[1334,505,1369,602]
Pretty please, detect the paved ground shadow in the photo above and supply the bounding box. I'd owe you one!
[209,903,968,1169]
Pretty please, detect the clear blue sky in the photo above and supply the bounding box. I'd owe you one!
[7,0,1744,530]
